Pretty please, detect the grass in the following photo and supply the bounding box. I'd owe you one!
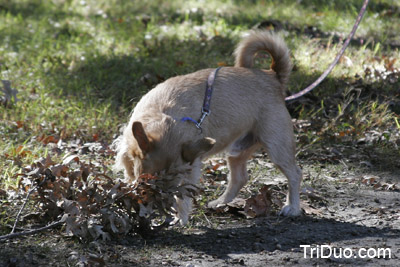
[1,0,399,191]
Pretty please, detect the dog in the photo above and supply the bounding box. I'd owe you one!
[114,31,302,224]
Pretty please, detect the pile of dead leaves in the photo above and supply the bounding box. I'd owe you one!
[14,154,198,240]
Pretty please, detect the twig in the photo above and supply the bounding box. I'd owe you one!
[0,219,65,241]
[203,212,212,227]
[10,184,39,234]
[11,174,49,234]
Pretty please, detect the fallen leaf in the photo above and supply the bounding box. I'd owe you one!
[301,186,325,201]
[92,133,99,141]
[243,185,273,218]
[301,202,322,215]
[14,145,32,158]
[213,185,275,218]
[15,120,24,129]
[87,254,106,267]
[384,57,397,72]
[39,154,57,168]
[51,164,69,177]
[63,154,80,165]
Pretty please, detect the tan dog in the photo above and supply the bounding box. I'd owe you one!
[114,31,302,224]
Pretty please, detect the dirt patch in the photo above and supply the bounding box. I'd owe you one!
[1,154,399,267]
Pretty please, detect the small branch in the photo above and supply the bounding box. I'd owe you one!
[11,175,50,234]
[11,184,39,234]
[0,219,65,241]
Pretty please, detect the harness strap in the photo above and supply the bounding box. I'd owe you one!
[203,66,222,114]
[181,67,222,131]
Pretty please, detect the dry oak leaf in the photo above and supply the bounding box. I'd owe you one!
[243,185,273,218]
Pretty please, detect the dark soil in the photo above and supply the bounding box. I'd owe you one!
[1,151,399,267]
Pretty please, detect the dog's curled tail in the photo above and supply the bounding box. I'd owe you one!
[234,31,292,88]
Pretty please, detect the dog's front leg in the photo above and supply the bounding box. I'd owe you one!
[174,160,203,225]
[175,196,192,225]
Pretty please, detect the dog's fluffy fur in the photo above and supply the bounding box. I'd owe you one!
[115,31,302,224]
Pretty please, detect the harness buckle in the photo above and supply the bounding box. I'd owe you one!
[196,110,210,129]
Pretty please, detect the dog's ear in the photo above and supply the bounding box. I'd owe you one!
[182,137,216,164]
[132,121,151,154]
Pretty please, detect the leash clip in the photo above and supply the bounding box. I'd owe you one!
[196,109,210,129]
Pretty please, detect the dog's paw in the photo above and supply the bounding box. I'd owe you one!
[178,214,189,226]
[207,199,226,209]
[279,204,302,217]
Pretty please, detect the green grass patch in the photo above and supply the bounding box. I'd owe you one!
[1,0,400,192]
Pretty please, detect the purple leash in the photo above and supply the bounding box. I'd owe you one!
[285,0,370,101]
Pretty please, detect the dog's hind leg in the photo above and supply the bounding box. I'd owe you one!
[257,108,303,216]
[208,134,259,209]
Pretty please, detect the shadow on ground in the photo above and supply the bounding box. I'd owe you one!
[134,215,399,259]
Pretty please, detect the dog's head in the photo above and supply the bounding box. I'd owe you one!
[115,120,216,183]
